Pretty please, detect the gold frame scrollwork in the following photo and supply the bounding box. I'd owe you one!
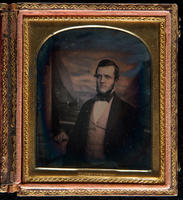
[1,5,18,189]
[16,3,172,11]
[170,4,178,192]
[1,9,9,188]
[22,16,165,184]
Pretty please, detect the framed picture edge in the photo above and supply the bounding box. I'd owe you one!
[0,2,178,196]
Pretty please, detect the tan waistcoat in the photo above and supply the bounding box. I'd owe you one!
[85,101,112,162]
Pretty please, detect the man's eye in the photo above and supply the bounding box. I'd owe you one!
[96,75,102,79]
[95,74,112,79]
[105,75,112,79]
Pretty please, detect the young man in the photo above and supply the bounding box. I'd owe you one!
[56,59,148,169]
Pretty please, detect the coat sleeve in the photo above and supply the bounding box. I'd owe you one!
[64,100,92,166]
[118,105,151,169]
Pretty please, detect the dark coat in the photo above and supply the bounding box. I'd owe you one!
[64,93,150,169]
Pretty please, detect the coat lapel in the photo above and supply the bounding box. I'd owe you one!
[82,99,95,131]
[106,93,122,132]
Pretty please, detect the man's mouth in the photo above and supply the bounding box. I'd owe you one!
[100,87,106,90]
[100,84,106,88]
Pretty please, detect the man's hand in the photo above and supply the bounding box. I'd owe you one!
[54,130,69,154]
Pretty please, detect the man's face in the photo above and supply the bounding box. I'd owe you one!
[96,66,116,94]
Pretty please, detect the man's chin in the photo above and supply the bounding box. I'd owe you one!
[97,86,114,95]
[99,91,106,95]
[98,89,112,95]
[98,90,107,94]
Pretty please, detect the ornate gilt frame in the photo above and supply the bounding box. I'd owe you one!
[0,3,178,196]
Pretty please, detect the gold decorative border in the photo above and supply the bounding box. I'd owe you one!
[16,3,178,197]
[159,18,166,185]
[9,11,17,183]
[10,11,17,130]
[0,185,8,193]
[1,11,9,186]
[16,3,171,11]
[22,18,30,183]
[0,6,18,190]
[23,16,166,22]
[170,4,178,194]
[18,187,177,197]
[22,15,165,184]
[0,4,8,11]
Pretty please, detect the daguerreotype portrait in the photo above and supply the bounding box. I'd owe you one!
[0,2,177,197]
[36,26,151,170]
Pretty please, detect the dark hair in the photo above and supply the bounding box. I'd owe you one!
[94,59,119,80]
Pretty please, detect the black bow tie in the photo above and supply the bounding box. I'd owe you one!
[95,92,114,102]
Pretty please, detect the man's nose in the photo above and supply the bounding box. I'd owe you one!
[100,76,105,82]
